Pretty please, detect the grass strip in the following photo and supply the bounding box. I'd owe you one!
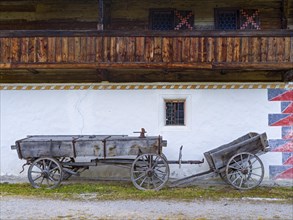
[1,182,292,202]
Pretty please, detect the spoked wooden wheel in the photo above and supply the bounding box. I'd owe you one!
[131,153,170,191]
[226,152,264,190]
[28,157,63,189]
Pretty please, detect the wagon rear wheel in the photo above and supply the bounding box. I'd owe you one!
[226,152,264,190]
[28,157,63,189]
[131,153,170,191]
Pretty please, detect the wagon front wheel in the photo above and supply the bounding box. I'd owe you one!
[131,153,170,191]
[28,157,63,189]
[226,152,264,190]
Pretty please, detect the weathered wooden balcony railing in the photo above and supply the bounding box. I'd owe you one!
[0,30,292,70]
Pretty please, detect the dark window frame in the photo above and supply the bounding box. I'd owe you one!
[149,8,175,30]
[165,100,185,126]
[214,8,240,30]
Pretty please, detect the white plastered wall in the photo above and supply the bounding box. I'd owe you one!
[0,86,282,180]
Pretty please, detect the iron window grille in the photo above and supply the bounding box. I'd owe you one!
[215,8,260,30]
[149,9,194,30]
[215,8,239,30]
[165,100,185,126]
[150,9,175,30]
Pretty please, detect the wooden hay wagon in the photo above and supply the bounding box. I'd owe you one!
[11,129,269,190]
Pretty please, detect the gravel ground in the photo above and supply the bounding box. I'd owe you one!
[1,196,292,220]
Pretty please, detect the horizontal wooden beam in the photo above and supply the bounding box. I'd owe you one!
[0,30,292,38]
[0,69,284,83]
[0,62,292,70]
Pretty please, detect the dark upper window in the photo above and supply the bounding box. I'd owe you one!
[165,100,185,126]
[215,8,260,30]
[215,9,239,30]
[150,9,194,31]
[150,9,175,30]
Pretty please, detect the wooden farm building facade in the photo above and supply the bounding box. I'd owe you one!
[0,1,292,182]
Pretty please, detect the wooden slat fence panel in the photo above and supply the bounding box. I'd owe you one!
[0,33,292,70]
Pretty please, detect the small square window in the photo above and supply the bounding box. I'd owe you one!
[165,100,185,126]
[215,9,239,30]
[150,9,194,31]
[150,9,175,30]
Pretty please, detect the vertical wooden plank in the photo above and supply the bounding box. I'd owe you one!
[284,37,290,62]
[62,37,68,62]
[38,37,48,63]
[214,37,221,62]
[197,37,204,62]
[276,37,285,62]
[28,37,37,63]
[260,37,268,62]
[233,37,240,62]
[95,36,103,62]
[226,37,233,63]
[1,38,11,63]
[153,37,162,63]
[206,37,214,62]
[103,36,111,62]
[162,37,172,63]
[267,37,277,62]
[145,37,153,63]
[47,37,56,63]
[110,36,117,62]
[55,37,62,63]
[117,37,126,62]
[11,38,20,63]
[173,37,182,62]
[80,37,87,62]
[240,37,248,63]
[87,36,96,62]
[20,37,29,63]
[189,37,198,63]
[74,37,81,62]
[127,37,135,62]
[250,37,260,63]
[135,37,145,62]
[0,38,2,62]
[290,36,293,62]
[68,37,75,62]
[182,37,190,63]
[220,37,227,62]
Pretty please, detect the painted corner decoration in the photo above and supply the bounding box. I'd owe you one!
[268,89,293,180]
[174,10,194,30]
[240,9,260,30]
